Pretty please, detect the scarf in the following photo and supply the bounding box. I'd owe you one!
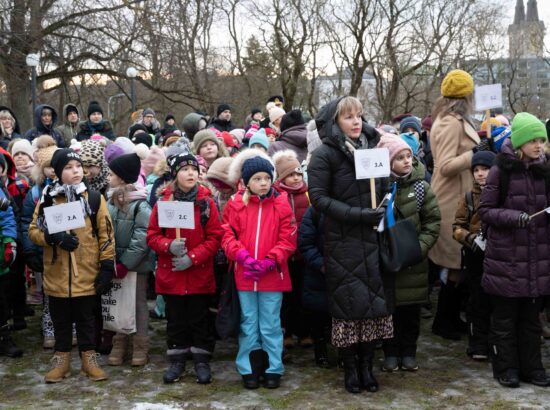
[278,181,305,194]
[173,184,198,203]
[37,181,91,231]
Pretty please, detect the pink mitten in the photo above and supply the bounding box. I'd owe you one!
[257,258,276,275]
[243,268,261,281]
[115,263,129,279]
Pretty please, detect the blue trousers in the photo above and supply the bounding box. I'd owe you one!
[236,291,284,375]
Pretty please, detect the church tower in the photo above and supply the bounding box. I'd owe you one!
[508,0,545,58]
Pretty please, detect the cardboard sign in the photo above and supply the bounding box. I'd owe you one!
[44,201,86,234]
[158,201,195,229]
[354,148,390,179]
[475,84,503,111]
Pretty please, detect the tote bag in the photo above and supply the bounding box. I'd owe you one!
[102,271,137,334]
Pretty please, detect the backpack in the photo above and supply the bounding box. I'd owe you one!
[465,191,475,223]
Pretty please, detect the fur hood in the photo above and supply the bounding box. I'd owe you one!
[228,148,276,186]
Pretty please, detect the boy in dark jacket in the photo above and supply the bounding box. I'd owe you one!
[453,151,496,361]
[24,105,65,147]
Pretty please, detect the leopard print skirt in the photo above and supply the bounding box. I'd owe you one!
[331,315,394,348]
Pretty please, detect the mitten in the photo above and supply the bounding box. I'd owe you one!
[4,241,15,266]
[243,267,261,281]
[257,258,276,275]
[518,212,530,228]
[115,263,129,279]
[95,260,115,295]
[169,238,187,256]
[172,255,193,271]
[45,231,79,251]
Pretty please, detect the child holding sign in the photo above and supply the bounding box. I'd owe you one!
[146,153,223,385]
[28,148,116,383]
[376,135,440,373]
[222,149,297,390]
[478,113,550,388]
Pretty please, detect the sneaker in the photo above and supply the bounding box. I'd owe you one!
[401,356,419,371]
[382,356,399,372]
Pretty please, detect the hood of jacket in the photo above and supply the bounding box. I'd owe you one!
[33,104,58,133]
[0,146,18,182]
[0,106,20,135]
[279,124,308,148]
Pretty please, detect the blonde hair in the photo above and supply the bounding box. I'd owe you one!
[334,96,363,120]
[431,95,473,121]
[111,184,137,211]
[0,110,15,135]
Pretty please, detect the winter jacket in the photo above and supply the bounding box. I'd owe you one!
[391,160,440,306]
[452,182,482,246]
[108,199,153,274]
[147,184,223,295]
[273,181,309,229]
[268,124,308,163]
[55,104,80,147]
[222,189,296,292]
[28,190,116,298]
[209,118,235,133]
[0,188,16,276]
[298,207,328,313]
[307,97,390,320]
[0,105,21,149]
[21,183,48,257]
[428,113,479,269]
[478,139,550,298]
[75,120,116,141]
[24,104,65,147]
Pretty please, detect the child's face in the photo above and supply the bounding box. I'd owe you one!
[337,108,362,139]
[176,165,199,192]
[61,160,84,185]
[13,152,30,168]
[473,165,490,187]
[198,141,218,161]
[247,172,272,196]
[392,149,413,176]
[108,170,123,188]
[282,172,303,188]
[252,112,263,122]
[250,144,267,153]
[44,166,55,180]
[85,165,101,178]
[520,138,545,160]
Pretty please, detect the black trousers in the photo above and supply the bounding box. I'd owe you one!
[489,295,544,379]
[383,304,421,357]
[281,259,310,338]
[164,294,215,353]
[310,311,331,341]
[6,254,27,319]
[0,274,9,327]
[49,295,96,352]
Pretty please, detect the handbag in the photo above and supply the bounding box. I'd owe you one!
[378,183,423,273]
[102,271,137,334]
[215,263,241,340]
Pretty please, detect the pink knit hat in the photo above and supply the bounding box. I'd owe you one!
[376,134,412,163]
[142,145,166,176]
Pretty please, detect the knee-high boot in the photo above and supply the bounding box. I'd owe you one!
[339,345,361,394]
[359,342,378,392]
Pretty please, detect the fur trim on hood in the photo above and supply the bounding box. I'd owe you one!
[228,148,276,186]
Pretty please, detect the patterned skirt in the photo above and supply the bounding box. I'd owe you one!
[331,315,394,348]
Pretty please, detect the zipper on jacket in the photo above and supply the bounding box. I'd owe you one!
[253,203,263,292]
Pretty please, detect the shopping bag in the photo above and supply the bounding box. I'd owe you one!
[102,271,137,334]
[215,264,240,340]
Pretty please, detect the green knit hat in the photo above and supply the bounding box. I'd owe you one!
[511,112,548,149]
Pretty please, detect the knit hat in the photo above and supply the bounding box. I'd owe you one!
[221,131,239,149]
[217,104,231,116]
[51,148,82,180]
[421,116,432,130]
[480,117,502,132]
[376,134,412,163]
[169,153,200,177]
[108,153,141,184]
[80,139,106,167]
[245,124,260,140]
[193,129,229,157]
[33,135,58,166]
[251,108,262,117]
[249,128,269,150]
[492,126,512,153]
[400,132,420,155]
[10,139,34,160]
[131,132,153,148]
[165,113,175,122]
[229,128,245,145]
[495,114,510,126]
[399,116,422,135]
[87,100,103,118]
[181,113,207,140]
[129,123,149,139]
[242,156,274,186]
[471,151,496,172]
[206,157,236,189]
[269,106,285,123]
[65,104,78,117]
[380,124,399,135]
[306,120,322,154]
[272,150,303,182]
[280,110,305,132]
[228,149,276,186]
[441,69,474,98]
[165,137,192,159]
[142,145,166,176]
[143,108,155,117]
[267,95,284,105]
[511,112,548,149]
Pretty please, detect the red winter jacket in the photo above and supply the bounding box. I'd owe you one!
[222,188,297,292]
[147,184,223,295]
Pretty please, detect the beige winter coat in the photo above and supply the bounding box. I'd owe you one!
[428,113,479,269]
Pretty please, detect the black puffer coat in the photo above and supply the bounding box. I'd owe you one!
[307,98,390,320]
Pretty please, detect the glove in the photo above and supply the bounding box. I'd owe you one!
[115,263,129,279]
[236,249,260,270]
[95,260,114,295]
[172,255,193,271]
[243,268,261,281]
[256,258,276,274]
[361,208,385,225]
[518,212,530,228]
[45,231,79,252]
[169,238,187,257]
[467,234,480,253]
[4,241,15,266]
[472,138,491,153]
[25,252,43,273]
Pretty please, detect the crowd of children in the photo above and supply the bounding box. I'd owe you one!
[0,80,549,394]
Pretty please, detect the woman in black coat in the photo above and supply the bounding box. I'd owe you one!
[307,96,392,394]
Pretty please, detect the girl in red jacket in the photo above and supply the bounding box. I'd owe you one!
[223,149,297,390]
[146,153,223,385]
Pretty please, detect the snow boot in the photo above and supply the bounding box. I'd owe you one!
[193,353,212,384]
[108,334,129,366]
[80,350,108,381]
[44,351,71,383]
[131,335,149,366]
[0,327,22,358]
[340,346,361,394]
[359,343,378,392]
[314,338,330,368]
[163,352,186,384]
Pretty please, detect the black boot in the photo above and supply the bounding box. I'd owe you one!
[497,369,520,388]
[193,353,212,384]
[359,343,378,392]
[242,350,268,389]
[432,281,461,340]
[340,346,361,394]
[163,352,186,384]
[314,339,330,368]
[0,327,22,358]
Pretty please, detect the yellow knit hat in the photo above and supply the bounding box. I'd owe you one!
[441,69,474,98]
